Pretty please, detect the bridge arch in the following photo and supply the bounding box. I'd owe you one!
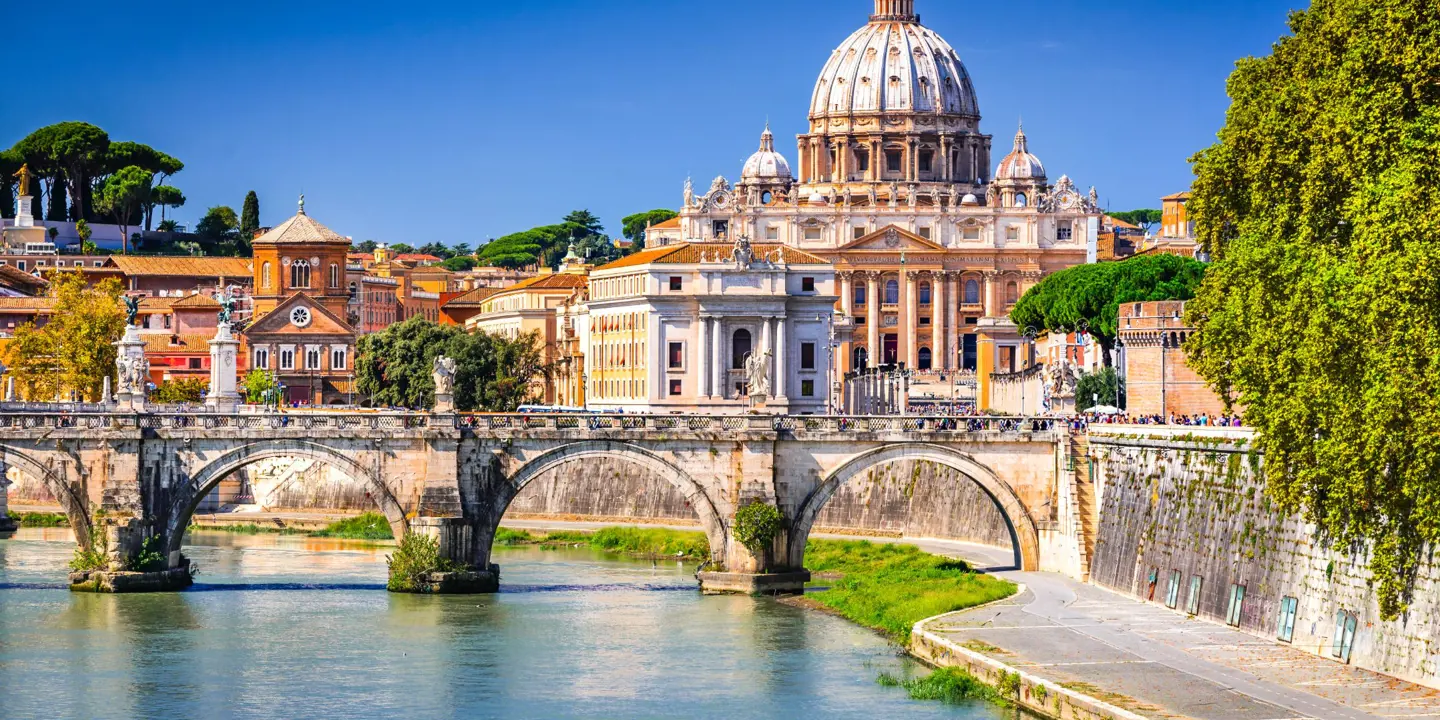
[0,446,94,548]
[496,441,728,565]
[164,440,409,562]
[790,444,1039,571]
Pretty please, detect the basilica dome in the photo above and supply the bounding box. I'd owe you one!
[810,0,980,121]
[741,125,793,181]
[995,124,1046,180]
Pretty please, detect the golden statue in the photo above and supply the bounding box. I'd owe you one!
[13,164,34,197]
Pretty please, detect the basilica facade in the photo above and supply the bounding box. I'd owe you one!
[648,0,1102,408]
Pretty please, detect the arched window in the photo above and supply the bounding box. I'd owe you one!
[731,329,752,370]
[262,262,272,289]
[853,346,869,370]
[964,279,980,304]
[348,281,357,299]
[1015,193,1028,208]
[918,347,933,370]
[918,281,932,305]
[329,263,339,289]
[884,279,900,304]
[854,283,867,306]
[1005,281,1019,305]
[291,260,311,288]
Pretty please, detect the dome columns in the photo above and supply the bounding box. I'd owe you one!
[872,0,917,21]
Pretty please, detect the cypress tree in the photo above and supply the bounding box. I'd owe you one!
[240,191,260,237]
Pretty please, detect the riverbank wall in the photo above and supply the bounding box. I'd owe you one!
[1088,427,1440,690]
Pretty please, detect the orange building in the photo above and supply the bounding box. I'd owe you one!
[1117,300,1232,418]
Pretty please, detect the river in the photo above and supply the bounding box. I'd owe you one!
[0,529,1011,719]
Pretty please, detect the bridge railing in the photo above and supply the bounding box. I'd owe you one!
[0,412,432,431]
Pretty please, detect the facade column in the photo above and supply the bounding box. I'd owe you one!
[870,139,882,184]
[948,274,960,369]
[775,316,788,400]
[866,273,880,367]
[933,271,947,371]
[712,318,724,400]
[698,317,711,398]
[939,135,952,182]
[983,270,999,318]
[839,272,853,318]
[904,271,918,369]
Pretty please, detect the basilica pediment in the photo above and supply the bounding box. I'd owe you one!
[839,225,947,252]
[245,293,353,337]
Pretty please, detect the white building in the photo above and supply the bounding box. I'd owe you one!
[584,239,842,414]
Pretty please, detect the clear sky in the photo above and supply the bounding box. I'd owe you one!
[1,0,1301,245]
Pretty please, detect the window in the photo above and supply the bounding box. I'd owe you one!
[291,260,311,288]
[731,329,752,369]
[1015,193,1028,208]
[1005,282,1019,305]
[1277,596,1298,643]
[712,220,729,238]
[329,263,339,288]
[802,277,816,293]
[918,226,931,240]
[801,342,817,370]
[1006,226,1020,241]
[884,279,899,304]
[801,379,815,397]
[919,282,932,305]
[1225,584,1246,627]
[16,261,24,272]
[349,281,357,299]
[1332,611,1357,662]
[766,225,779,240]
[964,279,980,304]
[886,150,902,173]
[919,150,933,173]
[669,379,683,396]
[1057,224,1073,241]
[854,283,867,306]
[853,347,869,370]
[94,261,103,268]
[163,314,172,329]
[962,226,981,241]
[854,149,869,172]
[668,342,684,369]
[279,349,295,370]
[331,347,347,371]
[188,358,202,370]
[254,348,270,369]
[1186,575,1203,615]
[854,226,867,240]
[305,347,322,370]
[804,227,823,241]
[669,276,682,291]
[262,262,272,288]
[1165,571,1182,609]
[918,347,932,370]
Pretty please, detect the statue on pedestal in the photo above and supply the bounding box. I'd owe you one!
[217,291,236,326]
[13,164,34,197]
[745,350,772,399]
[123,296,142,326]
[432,355,457,396]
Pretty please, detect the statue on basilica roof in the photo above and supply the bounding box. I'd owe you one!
[683,178,695,208]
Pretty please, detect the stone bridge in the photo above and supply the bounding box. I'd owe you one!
[0,411,1082,592]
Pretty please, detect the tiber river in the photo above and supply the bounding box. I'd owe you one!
[0,530,1011,719]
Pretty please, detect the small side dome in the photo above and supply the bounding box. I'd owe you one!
[741,125,793,181]
[961,193,979,206]
[995,123,1046,181]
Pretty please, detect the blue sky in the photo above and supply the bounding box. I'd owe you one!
[0,0,1300,245]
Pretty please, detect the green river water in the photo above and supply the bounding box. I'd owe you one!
[0,529,1012,719]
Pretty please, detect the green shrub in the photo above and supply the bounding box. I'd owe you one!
[311,512,394,540]
[733,501,782,560]
[129,536,167,572]
[69,532,112,572]
[386,531,462,592]
[877,668,998,704]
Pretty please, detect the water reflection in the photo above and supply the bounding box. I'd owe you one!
[0,529,1008,720]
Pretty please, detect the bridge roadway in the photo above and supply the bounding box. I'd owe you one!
[0,410,1074,592]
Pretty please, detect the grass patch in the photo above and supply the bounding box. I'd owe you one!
[11,511,70,527]
[386,531,463,592]
[493,526,710,561]
[188,522,307,535]
[310,512,394,540]
[804,539,1016,642]
[877,668,999,705]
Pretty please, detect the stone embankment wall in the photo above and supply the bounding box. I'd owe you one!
[1089,431,1440,689]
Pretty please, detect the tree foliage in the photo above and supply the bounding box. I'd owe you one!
[1075,367,1125,412]
[1108,209,1162,234]
[150,378,208,404]
[240,191,260,237]
[621,208,678,251]
[478,210,618,269]
[196,205,238,239]
[1010,254,1206,366]
[15,122,110,221]
[242,369,278,404]
[96,166,153,253]
[355,317,547,411]
[1184,0,1440,618]
[1,271,125,401]
[151,185,186,225]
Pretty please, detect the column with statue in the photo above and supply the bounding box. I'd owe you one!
[113,296,150,411]
[205,291,242,411]
[3,164,48,251]
[432,355,456,413]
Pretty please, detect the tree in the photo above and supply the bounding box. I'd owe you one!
[1075,368,1125,412]
[440,256,477,272]
[1184,0,1440,619]
[1010,254,1206,367]
[563,209,604,236]
[1,270,125,401]
[45,176,67,221]
[621,209,678,251]
[240,191,260,237]
[104,142,182,230]
[196,205,239,239]
[1107,209,1162,234]
[76,220,95,254]
[355,316,546,411]
[0,148,21,217]
[243,369,278,404]
[389,243,414,254]
[16,122,110,221]
[151,185,186,225]
[452,242,472,257]
[151,378,208,404]
[156,219,180,233]
[352,240,379,253]
[95,166,153,253]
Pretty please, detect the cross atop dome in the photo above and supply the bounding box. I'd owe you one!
[871,0,918,22]
[1014,121,1029,154]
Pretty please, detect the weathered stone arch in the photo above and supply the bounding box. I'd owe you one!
[497,441,728,564]
[164,440,409,563]
[790,444,1040,571]
[0,445,94,548]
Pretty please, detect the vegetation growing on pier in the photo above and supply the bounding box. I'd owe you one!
[385,532,462,592]
[877,667,999,705]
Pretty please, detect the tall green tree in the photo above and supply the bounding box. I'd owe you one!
[621,209,678,251]
[103,141,182,230]
[1,271,125,401]
[151,185,186,225]
[45,177,67,221]
[15,122,110,221]
[240,190,260,237]
[1010,254,1207,366]
[355,317,546,411]
[196,205,239,239]
[562,209,604,236]
[1184,0,1440,618]
[0,148,21,217]
[95,166,153,253]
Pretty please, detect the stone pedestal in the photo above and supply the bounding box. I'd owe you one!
[205,322,241,411]
[698,570,811,595]
[114,324,149,411]
[433,392,455,414]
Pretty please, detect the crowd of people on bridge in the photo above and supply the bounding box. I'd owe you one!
[1086,413,1244,428]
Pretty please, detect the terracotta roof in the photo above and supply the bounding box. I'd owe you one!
[142,334,214,353]
[171,294,221,309]
[139,296,183,309]
[0,265,48,293]
[650,216,681,230]
[443,287,500,307]
[485,272,589,301]
[396,253,443,263]
[1161,191,1192,201]
[252,212,349,246]
[595,243,829,271]
[0,297,55,310]
[107,256,254,278]
[1105,215,1140,230]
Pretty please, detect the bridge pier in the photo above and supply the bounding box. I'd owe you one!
[69,517,193,593]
